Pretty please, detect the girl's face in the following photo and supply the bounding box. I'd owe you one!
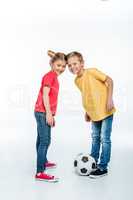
[67,56,84,75]
[51,59,66,76]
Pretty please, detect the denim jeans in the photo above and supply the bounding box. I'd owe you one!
[34,111,51,173]
[90,115,113,170]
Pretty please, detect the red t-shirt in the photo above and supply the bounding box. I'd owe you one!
[35,71,59,115]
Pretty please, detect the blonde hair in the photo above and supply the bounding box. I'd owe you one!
[47,50,67,64]
[66,51,84,63]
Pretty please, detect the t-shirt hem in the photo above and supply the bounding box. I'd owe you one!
[91,110,116,122]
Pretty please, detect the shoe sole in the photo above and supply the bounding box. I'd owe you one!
[89,173,108,179]
[35,178,59,182]
[45,166,57,170]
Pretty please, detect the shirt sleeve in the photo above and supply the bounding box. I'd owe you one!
[42,72,55,88]
[90,68,107,82]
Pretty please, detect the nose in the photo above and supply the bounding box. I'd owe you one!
[69,65,73,70]
[71,65,76,71]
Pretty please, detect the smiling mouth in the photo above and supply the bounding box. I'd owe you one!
[73,69,79,73]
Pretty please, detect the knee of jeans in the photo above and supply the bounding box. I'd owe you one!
[40,139,50,146]
[92,134,100,142]
[101,137,111,144]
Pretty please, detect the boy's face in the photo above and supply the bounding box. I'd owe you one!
[67,56,84,75]
[52,59,66,76]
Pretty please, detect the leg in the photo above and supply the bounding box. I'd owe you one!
[45,124,51,163]
[90,120,102,163]
[34,112,51,173]
[98,115,113,170]
[35,111,40,153]
[36,129,40,153]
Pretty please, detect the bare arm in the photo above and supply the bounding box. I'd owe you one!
[43,86,55,126]
[105,76,114,111]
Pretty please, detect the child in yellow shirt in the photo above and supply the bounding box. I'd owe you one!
[67,51,116,178]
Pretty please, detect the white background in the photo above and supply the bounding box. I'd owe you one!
[0,0,133,200]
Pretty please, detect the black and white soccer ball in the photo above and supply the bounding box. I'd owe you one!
[74,153,96,176]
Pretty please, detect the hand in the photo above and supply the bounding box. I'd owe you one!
[106,99,114,112]
[46,112,54,127]
[85,112,91,122]
[53,117,55,127]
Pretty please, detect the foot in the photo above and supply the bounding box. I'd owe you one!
[89,168,108,179]
[45,161,57,169]
[35,172,59,182]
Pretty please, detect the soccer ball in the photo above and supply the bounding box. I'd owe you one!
[74,153,96,176]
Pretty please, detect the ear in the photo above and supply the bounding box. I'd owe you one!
[47,50,56,58]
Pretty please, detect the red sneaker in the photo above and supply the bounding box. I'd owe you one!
[45,161,57,169]
[35,172,59,182]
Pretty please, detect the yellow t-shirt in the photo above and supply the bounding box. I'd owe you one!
[75,68,116,121]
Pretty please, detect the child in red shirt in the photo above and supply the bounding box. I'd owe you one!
[34,51,66,182]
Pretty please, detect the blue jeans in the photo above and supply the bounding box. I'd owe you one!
[34,111,51,173]
[90,115,113,170]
